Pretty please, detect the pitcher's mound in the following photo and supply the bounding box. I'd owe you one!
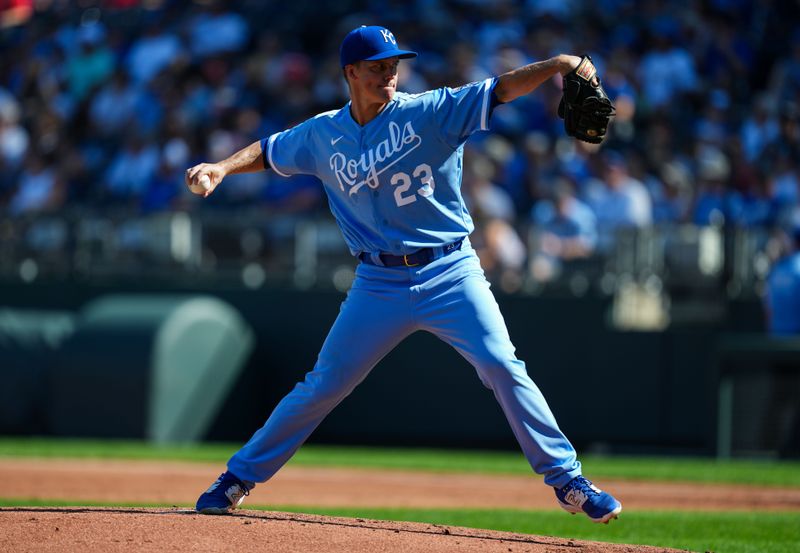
[1,507,683,552]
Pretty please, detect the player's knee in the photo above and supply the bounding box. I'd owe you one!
[475,356,526,388]
[294,369,352,407]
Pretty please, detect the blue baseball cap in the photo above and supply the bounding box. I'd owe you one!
[340,25,417,68]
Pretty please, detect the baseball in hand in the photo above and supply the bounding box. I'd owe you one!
[190,174,212,194]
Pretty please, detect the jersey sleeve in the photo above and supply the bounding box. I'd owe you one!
[261,119,317,177]
[433,77,497,148]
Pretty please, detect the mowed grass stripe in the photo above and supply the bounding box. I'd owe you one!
[1,437,799,487]
[1,499,797,553]
[277,507,800,553]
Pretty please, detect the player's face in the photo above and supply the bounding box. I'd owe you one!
[349,57,400,104]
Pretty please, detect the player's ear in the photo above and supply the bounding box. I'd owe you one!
[344,62,359,82]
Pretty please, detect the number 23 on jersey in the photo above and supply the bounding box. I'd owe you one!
[390,163,435,207]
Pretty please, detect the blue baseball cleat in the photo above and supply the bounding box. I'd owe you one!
[195,471,252,515]
[554,476,622,523]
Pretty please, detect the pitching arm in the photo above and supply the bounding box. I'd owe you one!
[185,140,271,197]
[493,55,582,104]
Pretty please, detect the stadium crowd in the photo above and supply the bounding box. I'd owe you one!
[1,0,799,283]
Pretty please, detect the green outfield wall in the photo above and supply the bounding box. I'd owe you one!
[1,280,794,456]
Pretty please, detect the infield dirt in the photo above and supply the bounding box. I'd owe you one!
[2,457,799,552]
[2,457,799,511]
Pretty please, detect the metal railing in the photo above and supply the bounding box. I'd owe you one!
[0,211,776,305]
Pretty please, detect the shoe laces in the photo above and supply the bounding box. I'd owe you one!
[566,476,599,496]
[229,474,251,496]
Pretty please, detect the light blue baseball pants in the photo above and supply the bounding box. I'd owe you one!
[227,240,582,489]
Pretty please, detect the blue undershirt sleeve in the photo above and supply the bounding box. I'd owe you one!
[490,86,504,112]
[259,137,271,170]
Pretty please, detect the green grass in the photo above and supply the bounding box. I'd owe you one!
[2,498,797,553]
[4,438,799,551]
[279,507,800,553]
[0,437,237,463]
[1,437,799,487]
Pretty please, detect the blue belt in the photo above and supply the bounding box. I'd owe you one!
[359,239,464,267]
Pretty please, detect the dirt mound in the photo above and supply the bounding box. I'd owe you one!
[4,457,796,552]
[0,507,683,553]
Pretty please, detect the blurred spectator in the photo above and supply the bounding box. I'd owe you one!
[502,131,560,215]
[769,33,800,105]
[740,94,779,162]
[65,23,114,101]
[442,42,491,87]
[700,13,754,91]
[600,52,637,144]
[769,151,799,224]
[0,0,33,27]
[103,134,159,204]
[177,73,214,130]
[474,1,525,61]
[584,151,652,250]
[529,177,597,283]
[637,27,698,110]
[0,90,28,170]
[525,0,575,21]
[140,130,192,213]
[737,176,774,228]
[649,159,693,224]
[125,20,184,84]
[187,3,248,60]
[464,148,526,288]
[473,217,527,292]
[141,157,181,213]
[760,104,800,227]
[0,0,798,295]
[762,102,800,172]
[531,177,597,259]
[8,152,64,215]
[88,70,140,138]
[691,146,735,226]
[463,151,516,222]
[695,89,732,148]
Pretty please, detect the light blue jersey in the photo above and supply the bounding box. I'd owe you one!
[262,78,496,256]
[228,77,583,496]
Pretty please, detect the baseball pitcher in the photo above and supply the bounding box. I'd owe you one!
[187,25,620,523]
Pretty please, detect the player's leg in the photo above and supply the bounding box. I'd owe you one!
[197,264,414,513]
[229,264,414,482]
[415,247,621,522]
[415,248,579,486]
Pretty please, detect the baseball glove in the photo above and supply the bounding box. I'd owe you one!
[558,56,615,144]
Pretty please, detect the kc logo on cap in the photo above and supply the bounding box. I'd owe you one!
[379,29,396,44]
[340,25,417,68]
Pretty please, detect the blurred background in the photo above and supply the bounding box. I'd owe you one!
[1,0,799,459]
